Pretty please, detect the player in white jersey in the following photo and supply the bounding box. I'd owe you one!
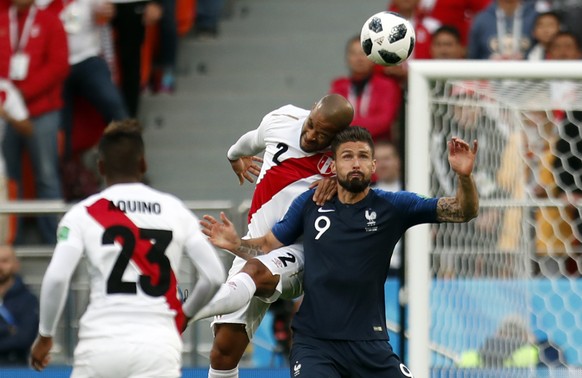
[192,94,353,378]
[30,120,226,377]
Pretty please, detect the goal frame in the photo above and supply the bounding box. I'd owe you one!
[405,60,582,377]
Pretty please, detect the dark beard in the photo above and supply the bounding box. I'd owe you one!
[338,175,370,193]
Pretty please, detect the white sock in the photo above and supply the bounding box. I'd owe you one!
[208,366,238,378]
[192,273,256,322]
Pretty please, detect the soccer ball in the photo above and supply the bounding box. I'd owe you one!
[360,11,416,66]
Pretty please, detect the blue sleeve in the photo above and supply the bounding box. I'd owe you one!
[375,189,439,227]
[271,190,313,245]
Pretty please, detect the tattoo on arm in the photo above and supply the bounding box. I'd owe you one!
[234,241,266,260]
[436,197,465,222]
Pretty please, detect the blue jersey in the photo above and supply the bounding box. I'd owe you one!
[272,188,439,341]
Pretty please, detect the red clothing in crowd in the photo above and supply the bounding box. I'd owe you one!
[425,0,491,46]
[0,5,69,117]
[329,74,402,142]
[388,5,440,59]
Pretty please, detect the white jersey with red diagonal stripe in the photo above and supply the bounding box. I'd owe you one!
[56,183,200,346]
[246,105,334,238]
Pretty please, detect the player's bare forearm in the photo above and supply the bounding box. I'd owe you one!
[437,174,479,222]
[230,233,284,260]
[231,240,268,260]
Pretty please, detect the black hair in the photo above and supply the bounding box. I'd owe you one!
[431,25,462,43]
[534,11,561,27]
[549,30,582,51]
[98,119,145,178]
[331,126,375,157]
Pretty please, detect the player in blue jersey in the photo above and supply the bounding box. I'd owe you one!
[201,126,479,377]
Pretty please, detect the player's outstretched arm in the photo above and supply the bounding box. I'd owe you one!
[201,212,283,260]
[437,137,479,223]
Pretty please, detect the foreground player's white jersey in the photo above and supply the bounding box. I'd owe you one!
[43,183,211,346]
[242,105,334,237]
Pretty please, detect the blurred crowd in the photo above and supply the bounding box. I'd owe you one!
[0,0,231,245]
[332,0,582,278]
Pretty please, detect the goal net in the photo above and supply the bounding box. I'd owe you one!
[405,61,582,378]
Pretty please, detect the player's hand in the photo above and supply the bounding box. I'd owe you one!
[448,137,478,177]
[229,156,263,185]
[200,212,241,251]
[30,335,53,371]
[310,176,337,206]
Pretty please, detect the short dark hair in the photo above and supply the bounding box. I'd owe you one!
[534,11,561,26]
[98,119,145,178]
[346,34,361,52]
[432,25,462,43]
[549,30,582,51]
[331,126,375,157]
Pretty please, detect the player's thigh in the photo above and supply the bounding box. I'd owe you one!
[254,244,304,301]
[290,337,343,378]
[350,340,414,378]
[71,340,181,378]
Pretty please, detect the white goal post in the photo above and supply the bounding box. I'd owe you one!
[406,61,582,377]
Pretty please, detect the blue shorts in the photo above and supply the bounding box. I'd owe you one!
[290,334,414,378]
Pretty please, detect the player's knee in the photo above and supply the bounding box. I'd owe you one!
[241,259,279,296]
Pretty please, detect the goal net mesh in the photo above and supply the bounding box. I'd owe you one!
[425,77,582,376]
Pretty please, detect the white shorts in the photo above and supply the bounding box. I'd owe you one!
[212,243,304,338]
[71,339,182,378]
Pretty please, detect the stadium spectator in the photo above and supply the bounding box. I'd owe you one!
[0,79,31,245]
[468,0,538,60]
[49,0,128,159]
[373,141,402,192]
[430,25,466,59]
[551,111,582,274]
[110,0,162,116]
[546,0,582,45]
[529,114,576,275]
[200,126,479,377]
[457,315,566,368]
[546,30,582,60]
[29,120,226,375]
[527,11,561,60]
[372,140,403,278]
[190,94,353,378]
[0,0,69,244]
[389,0,441,59]
[329,35,402,142]
[420,0,491,46]
[0,244,39,365]
[151,0,178,93]
[194,0,225,39]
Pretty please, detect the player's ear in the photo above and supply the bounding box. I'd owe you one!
[331,160,336,174]
[97,158,105,177]
[139,156,147,174]
[371,159,377,174]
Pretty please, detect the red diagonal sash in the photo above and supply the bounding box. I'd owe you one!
[86,198,185,332]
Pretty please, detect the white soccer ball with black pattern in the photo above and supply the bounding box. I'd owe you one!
[360,11,416,66]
